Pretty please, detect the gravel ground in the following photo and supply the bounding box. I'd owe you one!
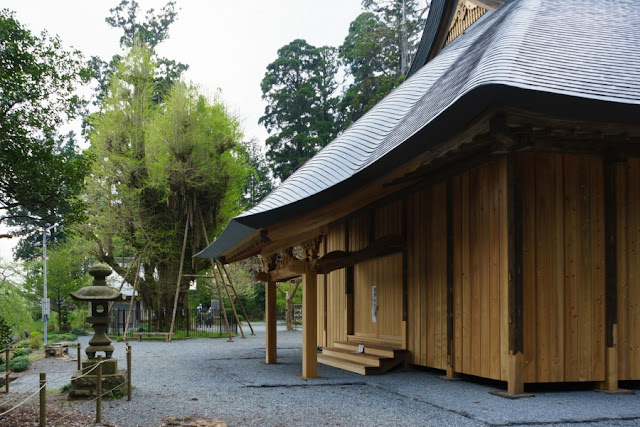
[3,324,640,426]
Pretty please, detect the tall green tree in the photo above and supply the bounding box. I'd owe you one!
[87,0,187,107]
[241,138,273,208]
[0,261,34,340]
[339,0,428,126]
[259,39,341,182]
[83,44,250,315]
[0,9,90,233]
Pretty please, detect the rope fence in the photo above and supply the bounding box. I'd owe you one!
[0,344,132,426]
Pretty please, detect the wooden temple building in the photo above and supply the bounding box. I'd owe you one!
[196,0,640,395]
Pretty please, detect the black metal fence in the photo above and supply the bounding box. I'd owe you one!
[108,307,238,338]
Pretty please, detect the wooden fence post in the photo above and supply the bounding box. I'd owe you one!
[4,347,9,394]
[77,344,81,371]
[127,344,132,401]
[96,355,102,424]
[39,373,46,427]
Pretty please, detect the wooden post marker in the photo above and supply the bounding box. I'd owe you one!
[96,355,102,424]
[39,373,46,427]
[127,344,132,401]
[4,347,9,394]
[266,279,277,364]
[77,343,81,371]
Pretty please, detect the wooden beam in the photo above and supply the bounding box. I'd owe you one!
[259,228,327,260]
[302,266,318,378]
[315,234,404,274]
[507,152,525,394]
[266,279,277,364]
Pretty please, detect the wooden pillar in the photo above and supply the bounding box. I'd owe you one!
[507,152,525,395]
[302,266,318,378]
[345,222,354,336]
[265,279,277,364]
[601,157,619,391]
[446,179,457,378]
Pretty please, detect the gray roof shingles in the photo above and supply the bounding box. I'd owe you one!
[197,0,640,259]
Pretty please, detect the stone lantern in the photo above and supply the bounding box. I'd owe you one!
[69,263,127,399]
[71,263,123,358]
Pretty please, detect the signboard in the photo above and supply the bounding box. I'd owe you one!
[41,298,50,317]
[210,299,220,316]
[371,285,377,323]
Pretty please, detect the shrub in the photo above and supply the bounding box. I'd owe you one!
[9,356,29,372]
[70,329,89,336]
[11,348,32,358]
[29,336,42,350]
[61,383,72,393]
[0,362,4,371]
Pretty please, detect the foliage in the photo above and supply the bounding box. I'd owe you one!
[9,355,30,372]
[0,316,11,347]
[22,238,91,331]
[0,10,91,232]
[29,336,42,349]
[259,39,341,181]
[338,1,428,127]
[48,333,77,343]
[10,348,31,358]
[0,262,35,340]
[83,44,250,316]
[88,0,187,107]
[241,139,274,208]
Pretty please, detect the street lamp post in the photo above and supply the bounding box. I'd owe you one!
[42,224,56,346]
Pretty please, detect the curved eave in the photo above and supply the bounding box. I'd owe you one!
[196,84,640,261]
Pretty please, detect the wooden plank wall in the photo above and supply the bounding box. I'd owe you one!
[452,158,508,381]
[521,153,605,383]
[616,158,640,380]
[324,224,347,347]
[407,182,447,369]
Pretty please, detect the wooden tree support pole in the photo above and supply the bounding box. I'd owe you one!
[302,265,318,378]
[197,208,233,341]
[213,265,245,338]
[218,261,255,335]
[123,260,142,342]
[169,212,190,342]
[39,373,46,427]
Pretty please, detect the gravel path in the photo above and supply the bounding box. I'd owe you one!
[3,325,640,426]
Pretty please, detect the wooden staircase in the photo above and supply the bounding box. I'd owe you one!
[317,340,408,375]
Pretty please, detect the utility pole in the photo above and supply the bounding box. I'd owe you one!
[42,224,56,346]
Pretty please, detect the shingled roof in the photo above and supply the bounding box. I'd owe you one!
[197,0,640,260]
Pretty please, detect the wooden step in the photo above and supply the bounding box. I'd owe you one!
[321,347,383,367]
[347,335,403,348]
[333,341,399,358]
[317,354,368,375]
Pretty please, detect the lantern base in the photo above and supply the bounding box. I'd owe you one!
[68,358,127,400]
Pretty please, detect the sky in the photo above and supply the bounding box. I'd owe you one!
[0,0,364,261]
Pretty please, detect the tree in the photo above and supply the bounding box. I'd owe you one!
[241,139,273,208]
[23,239,91,331]
[83,44,250,316]
[259,39,341,182]
[339,1,429,127]
[0,262,34,340]
[0,10,90,230]
[88,0,188,107]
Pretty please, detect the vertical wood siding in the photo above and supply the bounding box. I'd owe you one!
[617,158,640,380]
[451,158,508,381]
[325,224,347,347]
[407,183,447,369]
[521,153,605,382]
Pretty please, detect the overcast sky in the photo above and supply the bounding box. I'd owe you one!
[0,0,364,261]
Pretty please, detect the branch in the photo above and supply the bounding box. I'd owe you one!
[275,283,286,296]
